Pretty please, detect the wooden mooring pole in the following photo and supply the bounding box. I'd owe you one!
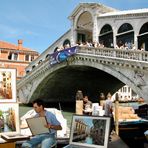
[115,93,119,135]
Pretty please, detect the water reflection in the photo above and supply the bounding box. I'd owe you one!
[85,135,93,144]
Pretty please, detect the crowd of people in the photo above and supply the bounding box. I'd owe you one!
[55,40,145,53]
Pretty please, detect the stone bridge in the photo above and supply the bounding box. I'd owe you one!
[17,47,148,104]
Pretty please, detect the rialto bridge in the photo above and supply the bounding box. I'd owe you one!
[17,3,148,104]
[17,46,148,104]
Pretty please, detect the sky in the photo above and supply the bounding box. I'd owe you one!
[0,0,148,54]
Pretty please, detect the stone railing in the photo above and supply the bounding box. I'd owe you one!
[17,46,148,87]
[77,46,148,62]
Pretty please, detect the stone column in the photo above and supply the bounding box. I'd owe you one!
[134,31,138,49]
[92,15,98,43]
[70,18,77,46]
[113,27,117,48]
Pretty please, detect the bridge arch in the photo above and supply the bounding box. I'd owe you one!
[69,56,142,97]
[27,65,123,103]
[25,54,142,104]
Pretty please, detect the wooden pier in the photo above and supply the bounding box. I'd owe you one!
[56,133,129,148]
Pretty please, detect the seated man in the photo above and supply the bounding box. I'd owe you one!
[22,99,62,148]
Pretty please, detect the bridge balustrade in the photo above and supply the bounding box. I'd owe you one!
[78,47,148,62]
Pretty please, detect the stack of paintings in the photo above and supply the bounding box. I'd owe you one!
[0,68,28,141]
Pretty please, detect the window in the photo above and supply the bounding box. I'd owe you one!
[8,52,12,60]
[38,60,42,64]
[31,56,34,61]
[25,54,29,61]
[14,53,18,60]
[63,39,71,48]
[26,70,30,74]
[46,54,50,59]
[32,65,35,69]
[118,23,133,34]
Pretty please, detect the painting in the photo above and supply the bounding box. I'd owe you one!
[0,68,16,102]
[0,103,20,135]
[70,115,111,148]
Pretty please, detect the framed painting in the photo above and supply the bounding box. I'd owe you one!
[0,103,20,135]
[0,68,16,102]
[68,115,111,148]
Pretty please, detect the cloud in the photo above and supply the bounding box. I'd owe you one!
[0,23,39,39]
[0,24,19,38]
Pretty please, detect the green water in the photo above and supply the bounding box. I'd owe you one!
[19,105,74,128]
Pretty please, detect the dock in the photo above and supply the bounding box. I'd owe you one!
[56,133,129,148]
[109,133,129,148]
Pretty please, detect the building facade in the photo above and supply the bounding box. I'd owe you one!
[112,85,139,101]
[0,40,39,79]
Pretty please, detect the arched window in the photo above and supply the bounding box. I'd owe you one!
[117,23,134,48]
[32,65,35,69]
[63,39,71,49]
[54,47,58,52]
[45,54,50,59]
[99,24,113,48]
[138,22,148,50]
[26,70,30,74]
[100,24,112,35]
[76,11,93,43]
[118,23,133,34]
[38,60,42,64]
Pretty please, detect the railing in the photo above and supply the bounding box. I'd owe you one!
[78,46,148,62]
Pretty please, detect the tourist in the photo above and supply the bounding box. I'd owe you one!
[104,93,114,136]
[22,99,62,148]
[83,95,92,115]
